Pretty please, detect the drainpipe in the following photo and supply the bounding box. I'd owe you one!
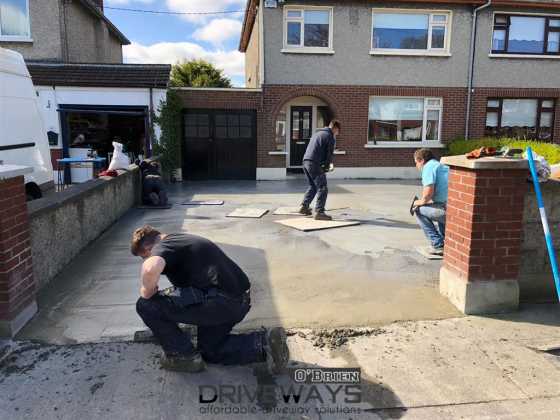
[465,0,492,140]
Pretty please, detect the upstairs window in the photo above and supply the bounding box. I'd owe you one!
[0,0,30,39]
[284,7,333,52]
[371,10,451,54]
[485,98,555,141]
[492,14,560,55]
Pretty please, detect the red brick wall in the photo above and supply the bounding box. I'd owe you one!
[0,176,35,323]
[470,88,560,144]
[444,167,527,281]
[174,86,560,172]
[262,85,467,168]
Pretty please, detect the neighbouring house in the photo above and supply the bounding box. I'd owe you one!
[0,0,170,182]
[175,0,560,180]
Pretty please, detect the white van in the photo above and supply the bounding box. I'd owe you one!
[0,47,53,199]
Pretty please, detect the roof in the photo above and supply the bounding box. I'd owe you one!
[26,62,171,88]
[239,0,258,53]
[78,0,131,45]
[238,0,560,52]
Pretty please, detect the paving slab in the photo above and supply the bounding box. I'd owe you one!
[227,208,269,218]
[275,217,360,232]
[181,200,224,206]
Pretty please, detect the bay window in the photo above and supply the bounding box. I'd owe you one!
[492,14,560,55]
[284,7,333,52]
[485,98,555,140]
[0,0,30,39]
[371,10,451,54]
[368,97,443,144]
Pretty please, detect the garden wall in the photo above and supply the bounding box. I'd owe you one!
[27,166,141,290]
[520,179,560,302]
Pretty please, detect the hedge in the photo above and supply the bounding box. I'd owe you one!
[446,138,560,165]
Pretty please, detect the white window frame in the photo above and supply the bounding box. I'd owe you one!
[282,6,334,54]
[489,10,560,59]
[366,96,444,148]
[0,0,32,42]
[370,8,452,57]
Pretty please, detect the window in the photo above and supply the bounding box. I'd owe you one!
[215,114,252,139]
[485,98,555,140]
[371,10,451,54]
[184,114,210,138]
[0,0,30,39]
[284,7,333,51]
[492,14,560,55]
[368,97,443,143]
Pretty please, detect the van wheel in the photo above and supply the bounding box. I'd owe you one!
[25,183,42,201]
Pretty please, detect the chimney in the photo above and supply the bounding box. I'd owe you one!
[92,0,103,10]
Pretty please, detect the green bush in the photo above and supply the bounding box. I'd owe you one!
[153,90,183,177]
[447,138,560,165]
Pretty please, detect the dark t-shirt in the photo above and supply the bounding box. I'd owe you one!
[152,233,250,296]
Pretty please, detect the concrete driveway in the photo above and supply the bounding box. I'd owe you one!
[19,179,460,344]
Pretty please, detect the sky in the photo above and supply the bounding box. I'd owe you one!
[104,0,247,87]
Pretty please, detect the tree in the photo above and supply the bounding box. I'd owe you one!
[170,59,232,88]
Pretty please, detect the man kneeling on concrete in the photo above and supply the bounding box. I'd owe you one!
[413,148,449,256]
[299,120,340,221]
[131,226,289,373]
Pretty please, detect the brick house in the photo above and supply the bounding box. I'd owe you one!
[0,0,169,181]
[176,0,560,180]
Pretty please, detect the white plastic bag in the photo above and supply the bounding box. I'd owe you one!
[108,142,130,171]
[524,150,551,183]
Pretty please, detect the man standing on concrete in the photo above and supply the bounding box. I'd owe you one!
[413,148,449,256]
[131,226,289,373]
[299,120,340,221]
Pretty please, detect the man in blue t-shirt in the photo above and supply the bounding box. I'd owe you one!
[412,148,449,255]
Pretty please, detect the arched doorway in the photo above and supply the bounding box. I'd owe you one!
[273,96,334,169]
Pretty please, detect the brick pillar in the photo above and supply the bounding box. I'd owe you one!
[0,166,37,337]
[439,155,529,314]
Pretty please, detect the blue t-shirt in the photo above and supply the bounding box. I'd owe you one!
[421,159,449,204]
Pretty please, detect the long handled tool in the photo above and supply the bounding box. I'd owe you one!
[526,147,560,302]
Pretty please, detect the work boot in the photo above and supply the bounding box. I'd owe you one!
[429,246,444,256]
[263,327,290,374]
[298,205,312,216]
[314,212,333,221]
[160,351,206,373]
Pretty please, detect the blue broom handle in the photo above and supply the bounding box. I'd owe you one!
[526,147,560,302]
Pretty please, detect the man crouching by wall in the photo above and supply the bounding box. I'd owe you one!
[131,226,289,373]
[413,148,449,256]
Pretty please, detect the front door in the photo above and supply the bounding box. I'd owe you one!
[290,106,313,167]
[183,110,256,180]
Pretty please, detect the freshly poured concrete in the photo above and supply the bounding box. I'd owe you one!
[19,180,460,344]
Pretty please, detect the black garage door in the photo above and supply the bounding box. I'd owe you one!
[183,110,256,180]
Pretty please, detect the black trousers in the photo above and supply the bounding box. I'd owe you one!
[136,288,265,365]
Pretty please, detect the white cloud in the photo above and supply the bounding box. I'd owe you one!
[192,18,242,46]
[165,0,245,24]
[123,41,245,80]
